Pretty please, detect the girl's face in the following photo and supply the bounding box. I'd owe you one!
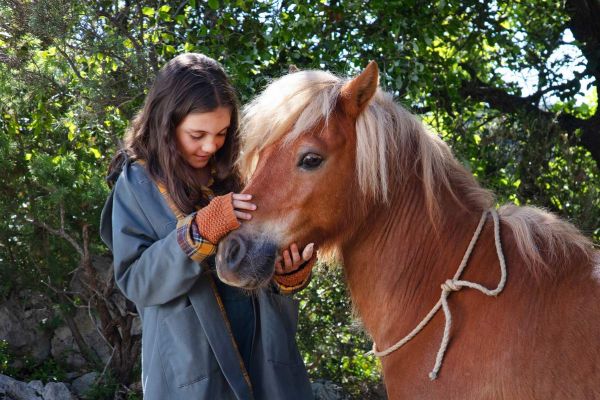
[175,107,231,169]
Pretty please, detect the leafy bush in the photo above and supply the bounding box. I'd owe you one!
[0,345,67,383]
[0,340,9,374]
[297,264,383,397]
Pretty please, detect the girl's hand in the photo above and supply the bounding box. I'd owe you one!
[275,243,315,274]
[232,193,256,221]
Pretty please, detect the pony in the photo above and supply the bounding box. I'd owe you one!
[215,62,600,399]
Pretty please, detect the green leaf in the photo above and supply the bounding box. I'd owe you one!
[161,33,174,42]
[142,7,155,17]
[89,147,101,159]
[65,121,76,141]
[208,0,219,10]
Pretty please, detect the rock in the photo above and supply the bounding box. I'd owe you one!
[0,375,78,400]
[370,382,388,399]
[130,314,142,336]
[64,372,81,381]
[0,373,43,399]
[47,256,114,369]
[0,291,52,362]
[1,255,133,371]
[42,382,75,400]
[312,379,349,400]
[27,379,44,393]
[49,304,114,369]
[71,371,99,397]
[50,325,87,369]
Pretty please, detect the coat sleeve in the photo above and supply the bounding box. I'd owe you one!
[110,175,205,307]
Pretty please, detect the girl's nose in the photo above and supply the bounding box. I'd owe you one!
[202,138,217,154]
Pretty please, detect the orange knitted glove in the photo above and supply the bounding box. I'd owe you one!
[273,256,316,290]
[194,193,241,244]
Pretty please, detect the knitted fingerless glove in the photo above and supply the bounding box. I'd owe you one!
[194,193,240,244]
[273,256,316,293]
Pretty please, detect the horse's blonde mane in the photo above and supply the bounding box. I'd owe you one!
[239,69,597,275]
[498,204,597,277]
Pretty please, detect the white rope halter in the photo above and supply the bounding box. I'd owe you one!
[370,209,507,380]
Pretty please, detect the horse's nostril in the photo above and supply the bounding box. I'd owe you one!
[229,241,239,261]
[225,233,246,271]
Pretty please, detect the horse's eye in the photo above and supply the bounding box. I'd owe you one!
[298,153,323,170]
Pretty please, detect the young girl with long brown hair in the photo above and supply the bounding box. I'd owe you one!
[100,53,314,400]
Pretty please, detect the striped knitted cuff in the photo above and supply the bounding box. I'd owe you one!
[273,256,316,295]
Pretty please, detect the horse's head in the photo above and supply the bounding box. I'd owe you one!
[216,62,380,289]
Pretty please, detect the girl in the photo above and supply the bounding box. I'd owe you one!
[100,53,314,400]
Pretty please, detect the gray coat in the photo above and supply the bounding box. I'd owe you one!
[100,161,313,400]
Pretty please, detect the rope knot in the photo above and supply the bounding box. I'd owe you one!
[370,209,507,382]
[441,279,460,292]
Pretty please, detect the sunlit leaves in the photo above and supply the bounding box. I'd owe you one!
[141,7,154,17]
[297,264,382,396]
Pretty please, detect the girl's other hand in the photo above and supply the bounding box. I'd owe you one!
[275,243,315,274]
[232,193,256,221]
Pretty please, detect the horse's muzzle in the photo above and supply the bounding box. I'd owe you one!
[215,231,277,289]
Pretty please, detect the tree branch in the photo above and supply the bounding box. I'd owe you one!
[565,0,600,117]
[28,210,84,258]
[459,75,600,167]
[55,46,83,80]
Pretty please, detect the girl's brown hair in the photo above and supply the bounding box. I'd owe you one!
[107,53,240,214]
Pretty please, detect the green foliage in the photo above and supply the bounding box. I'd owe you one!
[20,358,68,383]
[0,340,9,374]
[83,373,120,400]
[82,370,142,400]
[297,264,382,397]
[0,349,68,383]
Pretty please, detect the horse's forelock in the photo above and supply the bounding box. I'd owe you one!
[237,71,341,180]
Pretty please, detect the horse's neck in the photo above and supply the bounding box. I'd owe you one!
[341,182,482,348]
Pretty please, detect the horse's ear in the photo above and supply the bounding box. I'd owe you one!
[340,61,379,117]
[288,64,300,73]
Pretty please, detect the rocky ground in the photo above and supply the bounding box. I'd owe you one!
[0,372,95,400]
[0,373,353,400]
